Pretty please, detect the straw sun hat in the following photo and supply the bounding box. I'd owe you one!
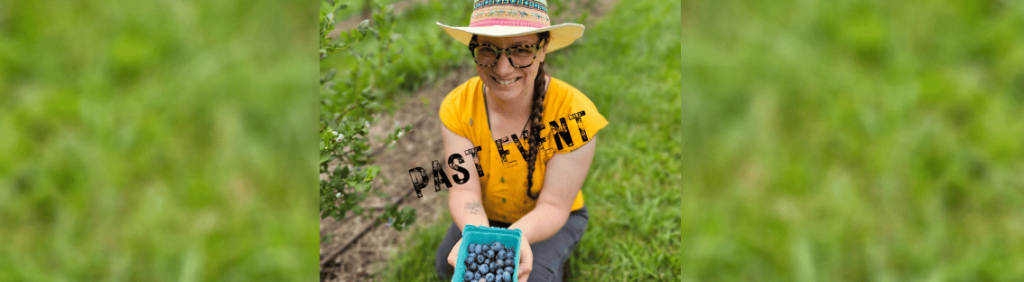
[436,0,585,53]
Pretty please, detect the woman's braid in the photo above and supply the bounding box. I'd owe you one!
[525,32,550,200]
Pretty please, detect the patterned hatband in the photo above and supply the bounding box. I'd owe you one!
[470,0,551,28]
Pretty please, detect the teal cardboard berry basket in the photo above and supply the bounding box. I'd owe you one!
[452,225,522,282]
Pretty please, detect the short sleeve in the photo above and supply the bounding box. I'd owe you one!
[439,80,476,138]
[548,81,608,154]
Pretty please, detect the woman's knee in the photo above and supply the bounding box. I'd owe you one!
[434,223,460,280]
[435,252,453,280]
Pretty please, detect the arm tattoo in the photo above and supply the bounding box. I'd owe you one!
[464,200,484,215]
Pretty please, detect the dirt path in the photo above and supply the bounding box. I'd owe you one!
[320,1,618,281]
[320,65,474,281]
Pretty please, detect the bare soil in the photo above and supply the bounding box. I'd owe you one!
[320,65,474,281]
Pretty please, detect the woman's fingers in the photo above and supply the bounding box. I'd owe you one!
[518,239,532,282]
[447,238,463,267]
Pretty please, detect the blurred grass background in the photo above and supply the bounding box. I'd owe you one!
[383,0,682,280]
[1,1,318,281]
[682,0,1024,281]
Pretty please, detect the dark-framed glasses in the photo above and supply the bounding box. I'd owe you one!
[468,39,547,68]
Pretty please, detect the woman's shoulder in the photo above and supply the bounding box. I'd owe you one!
[441,76,484,110]
[543,76,608,153]
[439,77,485,137]
[547,76,581,95]
[545,76,601,115]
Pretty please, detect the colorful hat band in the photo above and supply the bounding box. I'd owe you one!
[469,0,551,28]
[473,0,548,12]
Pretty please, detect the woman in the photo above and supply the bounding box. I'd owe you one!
[434,1,607,281]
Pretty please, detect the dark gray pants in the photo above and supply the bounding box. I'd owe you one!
[434,206,588,282]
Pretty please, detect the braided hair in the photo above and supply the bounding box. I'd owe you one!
[525,32,550,200]
[470,32,551,200]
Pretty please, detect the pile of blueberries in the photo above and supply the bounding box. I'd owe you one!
[462,241,516,282]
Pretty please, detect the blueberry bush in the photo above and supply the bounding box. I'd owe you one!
[319,0,415,230]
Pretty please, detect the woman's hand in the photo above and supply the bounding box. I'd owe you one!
[446,238,463,267]
[517,236,533,282]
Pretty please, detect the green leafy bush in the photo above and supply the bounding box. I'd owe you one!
[319,0,415,230]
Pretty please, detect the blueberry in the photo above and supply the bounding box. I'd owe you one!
[474,271,482,280]
[474,244,482,254]
[478,264,488,274]
[505,266,512,273]
[497,259,504,267]
[485,272,494,282]
[486,250,495,258]
[492,242,502,251]
[466,254,475,265]
[497,250,505,259]
[505,258,513,267]
[503,272,512,281]
[482,244,490,252]
[468,262,477,271]
[476,254,485,263]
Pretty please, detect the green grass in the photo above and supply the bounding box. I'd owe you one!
[682,0,1024,281]
[384,204,455,281]
[382,0,682,280]
[1,1,318,281]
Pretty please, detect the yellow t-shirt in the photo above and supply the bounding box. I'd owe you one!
[439,76,608,224]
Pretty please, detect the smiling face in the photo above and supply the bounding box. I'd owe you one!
[474,34,547,102]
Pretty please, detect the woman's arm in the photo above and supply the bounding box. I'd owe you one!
[509,136,597,244]
[440,125,490,231]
